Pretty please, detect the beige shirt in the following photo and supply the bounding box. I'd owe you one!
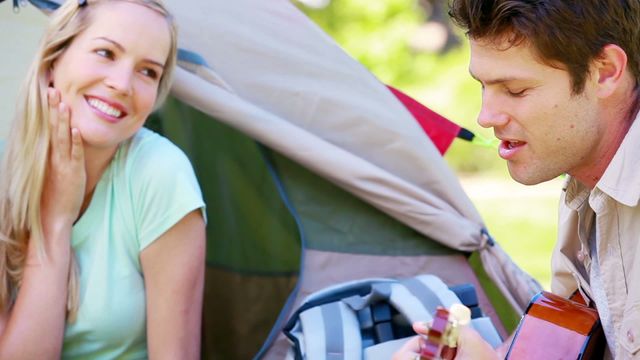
[551,112,640,359]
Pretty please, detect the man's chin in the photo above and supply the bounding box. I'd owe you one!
[507,166,555,186]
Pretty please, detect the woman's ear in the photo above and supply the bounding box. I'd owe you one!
[46,71,53,87]
[46,68,54,87]
[593,44,628,98]
[46,62,56,87]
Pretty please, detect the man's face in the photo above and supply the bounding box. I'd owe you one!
[469,38,603,185]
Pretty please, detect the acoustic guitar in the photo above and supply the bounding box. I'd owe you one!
[418,291,604,360]
[505,291,605,359]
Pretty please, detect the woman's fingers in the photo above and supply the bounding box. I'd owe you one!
[47,88,59,148]
[47,87,60,110]
[70,127,84,163]
[56,102,71,158]
[47,87,79,161]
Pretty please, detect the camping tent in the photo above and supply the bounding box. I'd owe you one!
[1,0,542,358]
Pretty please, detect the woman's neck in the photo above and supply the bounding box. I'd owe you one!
[78,145,118,217]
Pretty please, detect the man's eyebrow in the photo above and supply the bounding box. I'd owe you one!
[93,37,166,69]
[468,70,523,85]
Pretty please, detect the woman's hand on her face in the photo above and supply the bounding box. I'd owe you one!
[41,88,86,230]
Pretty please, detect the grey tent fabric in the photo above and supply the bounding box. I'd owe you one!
[163,0,541,312]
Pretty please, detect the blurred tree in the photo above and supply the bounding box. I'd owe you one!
[412,0,461,53]
[300,0,428,87]
[296,0,504,174]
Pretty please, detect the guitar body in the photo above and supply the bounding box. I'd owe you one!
[506,291,605,359]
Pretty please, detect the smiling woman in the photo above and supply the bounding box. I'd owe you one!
[0,0,206,359]
[50,1,171,153]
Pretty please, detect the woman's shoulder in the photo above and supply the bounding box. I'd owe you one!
[120,128,191,168]
[108,128,199,193]
[129,127,180,154]
[113,128,205,248]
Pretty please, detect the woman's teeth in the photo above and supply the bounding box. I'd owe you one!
[88,98,122,118]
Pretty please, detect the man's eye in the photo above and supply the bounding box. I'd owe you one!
[140,68,159,80]
[95,49,114,59]
[507,89,527,97]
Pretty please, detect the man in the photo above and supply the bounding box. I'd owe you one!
[395,0,640,358]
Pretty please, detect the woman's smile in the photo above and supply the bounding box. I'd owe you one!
[85,95,128,123]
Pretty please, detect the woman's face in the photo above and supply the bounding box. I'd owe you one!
[51,1,171,154]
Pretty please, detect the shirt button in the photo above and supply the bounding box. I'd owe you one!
[577,251,585,261]
[628,330,635,343]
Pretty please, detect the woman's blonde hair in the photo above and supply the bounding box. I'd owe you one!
[0,0,178,320]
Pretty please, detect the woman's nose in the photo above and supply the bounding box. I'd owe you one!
[104,65,133,96]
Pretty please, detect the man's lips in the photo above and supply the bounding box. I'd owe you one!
[498,139,526,160]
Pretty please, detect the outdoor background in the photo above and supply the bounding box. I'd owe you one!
[0,1,559,290]
[297,0,560,289]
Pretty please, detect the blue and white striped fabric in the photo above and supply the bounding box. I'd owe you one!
[298,302,362,359]
[284,274,502,360]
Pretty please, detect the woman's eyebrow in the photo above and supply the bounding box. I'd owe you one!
[92,36,166,69]
[93,36,125,52]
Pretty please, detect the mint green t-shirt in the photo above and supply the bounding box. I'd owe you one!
[62,128,205,359]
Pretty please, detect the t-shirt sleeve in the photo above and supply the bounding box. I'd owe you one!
[129,134,206,251]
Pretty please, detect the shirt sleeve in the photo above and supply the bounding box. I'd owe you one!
[129,132,206,251]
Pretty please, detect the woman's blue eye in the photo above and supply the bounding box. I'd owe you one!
[95,49,114,59]
[141,68,159,80]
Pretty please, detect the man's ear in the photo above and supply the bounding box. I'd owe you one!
[593,44,628,98]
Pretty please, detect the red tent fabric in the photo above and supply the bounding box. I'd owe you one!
[387,85,461,155]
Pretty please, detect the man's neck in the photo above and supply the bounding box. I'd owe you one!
[572,91,640,189]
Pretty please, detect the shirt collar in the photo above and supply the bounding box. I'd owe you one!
[563,175,590,211]
[595,110,640,206]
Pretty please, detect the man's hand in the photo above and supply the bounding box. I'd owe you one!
[393,321,503,360]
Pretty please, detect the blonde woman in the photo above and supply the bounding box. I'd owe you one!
[0,0,206,358]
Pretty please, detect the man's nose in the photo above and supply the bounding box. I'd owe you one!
[477,94,508,128]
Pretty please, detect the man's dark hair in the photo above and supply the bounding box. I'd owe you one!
[449,0,640,94]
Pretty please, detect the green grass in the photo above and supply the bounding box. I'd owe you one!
[460,173,561,290]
